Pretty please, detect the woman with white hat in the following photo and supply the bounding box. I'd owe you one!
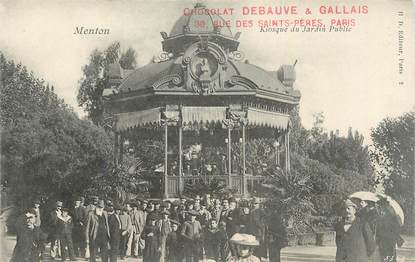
[226,233,260,262]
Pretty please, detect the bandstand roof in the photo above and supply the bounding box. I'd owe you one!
[103,3,301,133]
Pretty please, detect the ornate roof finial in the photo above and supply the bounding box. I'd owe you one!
[194,2,206,8]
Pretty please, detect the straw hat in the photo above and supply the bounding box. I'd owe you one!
[229,233,259,246]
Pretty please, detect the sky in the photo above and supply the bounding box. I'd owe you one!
[0,0,414,145]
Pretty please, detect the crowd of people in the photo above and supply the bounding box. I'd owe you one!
[10,194,287,262]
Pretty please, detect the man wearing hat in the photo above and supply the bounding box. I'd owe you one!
[249,198,266,259]
[141,213,159,262]
[85,200,110,262]
[32,200,42,228]
[157,210,172,262]
[211,199,222,224]
[107,205,121,262]
[73,197,87,258]
[11,209,46,262]
[49,200,63,259]
[335,199,376,262]
[136,200,148,257]
[169,200,180,222]
[181,210,202,262]
[227,233,261,262]
[119,205,133,259]
[85,197,98,215]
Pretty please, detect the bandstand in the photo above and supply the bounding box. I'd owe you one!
[102,3,301,198]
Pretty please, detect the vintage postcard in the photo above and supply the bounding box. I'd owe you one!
[0,0,414,261]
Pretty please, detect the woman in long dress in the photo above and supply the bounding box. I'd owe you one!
[141,214,160,262]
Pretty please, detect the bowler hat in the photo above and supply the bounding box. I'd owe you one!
[97,200,105,208]
[56,201,63,207]
[61,207,70,212]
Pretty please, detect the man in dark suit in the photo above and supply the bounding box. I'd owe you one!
[73,197,87,258]
[85,200,110,262]
[11,209,46,262]
[108,205,121,262]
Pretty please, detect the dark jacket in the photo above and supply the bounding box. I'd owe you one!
[180,220,202,241]
[11,217,46,262]
[85,211,110,242]
[108,213,121,245]
[57,215,73,235]
[335,216,376,262]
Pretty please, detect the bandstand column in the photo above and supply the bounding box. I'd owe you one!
[114,132,119,165]
[242,123,247,195]
[164,124,168,198]
[227,127,232,176]
[178,124,183,191]
[285,128,291,173]
[119,134,124,163]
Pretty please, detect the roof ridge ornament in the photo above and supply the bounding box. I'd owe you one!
[194,2,206,8]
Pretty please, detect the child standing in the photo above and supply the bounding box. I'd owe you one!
[57,207,76,261]
[166,220,182,262]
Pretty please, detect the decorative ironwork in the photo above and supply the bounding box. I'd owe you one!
[152,74,182,89]
[228,50,245,61]
[182,40,228,95]
[222,107,248,128]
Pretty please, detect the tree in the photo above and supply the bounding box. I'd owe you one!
[1,53,113,209]
[371,111,414,234]
[77,42,137,125]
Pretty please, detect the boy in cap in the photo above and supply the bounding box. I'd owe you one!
[57,208,76,261]
[181,210,202,262]
[157,210,172,262]
[166,220,182,262]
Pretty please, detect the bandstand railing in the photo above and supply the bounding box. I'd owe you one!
[165,173,266,198]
